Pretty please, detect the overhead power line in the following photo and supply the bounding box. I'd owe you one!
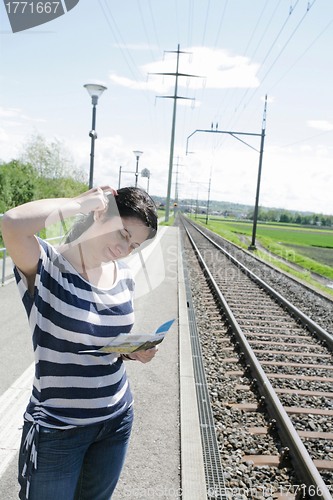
[98,0,162,150]
[98,0,148,100]
[242,0,270,57]
[221,0,317,143]
[214,0,278,122]
[137,0,156,62]
[214,0,228,50]
[175,0,180,44]
[188,0,195,48]
[249,0,283,65]
[216,0,300,130]
[253,0,318,93]
[148,0,162,57]
[230,0,301,118]
[201,0,211,47]
[268,15,332,93]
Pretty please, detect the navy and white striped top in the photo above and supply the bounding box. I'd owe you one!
[14,237,135,429]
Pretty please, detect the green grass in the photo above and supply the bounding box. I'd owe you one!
[211,218,333,233]
[256,236,333,280]
[211,221,333,248]
[188,214,248,249]
[190,214,333,293]
[159,216,175,226]
[254,249,333,298]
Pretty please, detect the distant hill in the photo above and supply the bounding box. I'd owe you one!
[151,196,318,217]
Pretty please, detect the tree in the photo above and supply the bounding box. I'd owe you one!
[266,209,278,222]
[20,133,72,178]
[0,160,35,213]
[248,207,265,220]
[301,215,312,225]
[19,133,88,199]
[280,212,290,223]
[325,215,333,226]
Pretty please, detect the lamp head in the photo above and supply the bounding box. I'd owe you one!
[84,84,107,105]
[133,150,143,159]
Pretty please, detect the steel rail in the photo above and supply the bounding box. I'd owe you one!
[182,218,332,500]
[186,217,333,351]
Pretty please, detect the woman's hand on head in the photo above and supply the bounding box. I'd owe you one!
[130,346,159,364]
[74,186,117,214]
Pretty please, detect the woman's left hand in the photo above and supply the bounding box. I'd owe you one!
[130,346,159,363]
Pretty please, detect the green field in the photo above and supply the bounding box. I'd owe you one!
[189,215,333,294]
[221,223,332,247]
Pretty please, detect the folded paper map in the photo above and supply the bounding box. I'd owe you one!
[80,319,175,354]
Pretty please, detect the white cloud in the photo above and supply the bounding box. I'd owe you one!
[307,120,333,131]
[174,142,333,214]
[5,126,326,215]
[177,99,201,108]
[300,145,312,152]
[0,107,46,123]
[109,73,155,91]
[0,107,23,118]
[109,47,260,93]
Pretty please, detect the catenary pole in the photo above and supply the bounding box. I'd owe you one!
[206,176,211,225]
[186,97,268,250]
[249,95,267,250]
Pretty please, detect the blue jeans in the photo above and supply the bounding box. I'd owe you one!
[18,405,134,500]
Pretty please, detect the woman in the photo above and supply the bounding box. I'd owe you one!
[1,185,158,500]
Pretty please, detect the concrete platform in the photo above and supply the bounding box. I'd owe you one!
[0,225,207,500]
[113,225,206,499]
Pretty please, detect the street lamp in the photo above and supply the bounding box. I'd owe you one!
[118,166,122,190]
[133,151,143,187]
[84,83,107,189]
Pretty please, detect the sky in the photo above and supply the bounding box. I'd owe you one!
[0,0,333,215]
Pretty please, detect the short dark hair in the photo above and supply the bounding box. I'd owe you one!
[65,186,157,244]
[112,187,157,238]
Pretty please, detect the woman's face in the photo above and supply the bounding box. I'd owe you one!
[91,215,150,262]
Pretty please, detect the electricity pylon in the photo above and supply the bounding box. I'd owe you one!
[151,44,203,222]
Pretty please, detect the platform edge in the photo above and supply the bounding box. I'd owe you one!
[178,229,208,500]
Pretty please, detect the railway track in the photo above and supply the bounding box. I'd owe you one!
[179,215,333,500]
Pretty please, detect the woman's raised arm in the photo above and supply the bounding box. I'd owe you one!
[1,186,115,292]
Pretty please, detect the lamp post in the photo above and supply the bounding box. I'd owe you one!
[84,84,107,189]
[133,151,143,187]
[118,166,122,190]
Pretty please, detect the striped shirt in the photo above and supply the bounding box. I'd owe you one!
[14,237,135,428]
